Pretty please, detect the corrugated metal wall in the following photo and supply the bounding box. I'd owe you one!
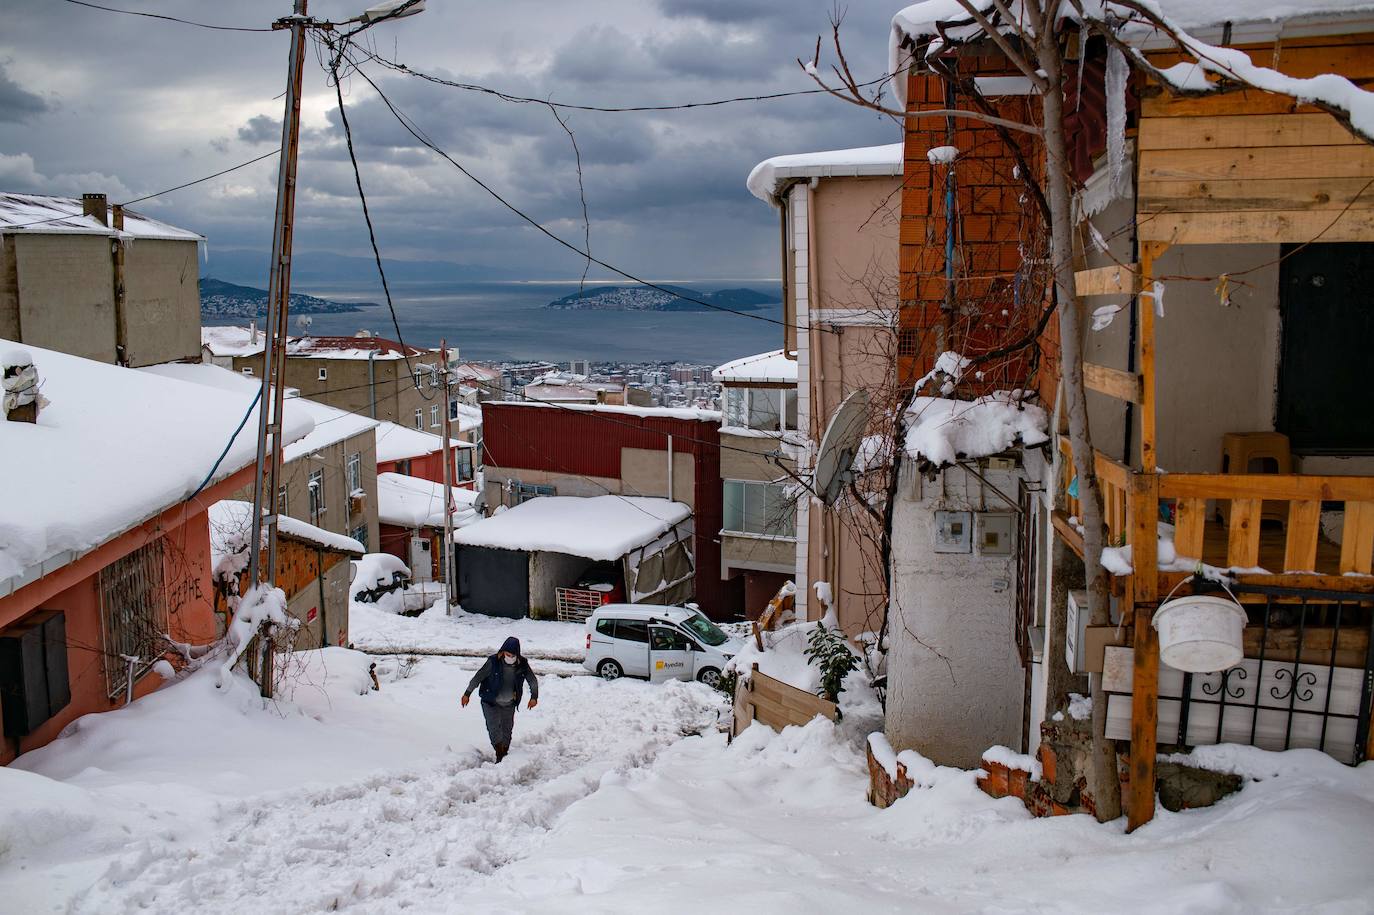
[481,403,726,616]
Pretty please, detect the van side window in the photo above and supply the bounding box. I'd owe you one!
[595,619,616,638]
[616,620,649,643]
[650,627,692,651]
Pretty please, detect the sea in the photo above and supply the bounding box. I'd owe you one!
[205,279,785,365]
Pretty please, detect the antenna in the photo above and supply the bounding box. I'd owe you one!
[813,389,870,506]
[295,314,314,335]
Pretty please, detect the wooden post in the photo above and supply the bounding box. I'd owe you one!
[1127,470,1160,831]
[1137,242,1169,473]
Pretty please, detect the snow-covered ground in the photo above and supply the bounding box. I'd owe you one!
[350,599,589,659]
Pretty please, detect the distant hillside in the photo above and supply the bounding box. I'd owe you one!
[545,284,779,312]
[200,277,379,319]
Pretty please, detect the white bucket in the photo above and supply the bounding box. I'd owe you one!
[1152,595,1247,673]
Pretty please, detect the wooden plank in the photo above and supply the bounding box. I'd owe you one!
[1227,499,1263,569]
[1137,113,1360,151]
[1074,264,1140,296]
[1138,242,1167,472]
[1244,626,1370,669]
[1140,146,1374,183]
[1093,450,1131,491]
[1083,362,1142,404]
[1051,511,1085,558]
[1127,597,1160,832]
[1139,208,1374,244]
[1138,176,1374,213]
[1283,500,1323,573]
[1340,502,1374,575]
[1160,473,1374,503]
[1174,497,1207,561]
[1142,89,1316,120]
[1145,40,1374,81]
[1158,571,1374,600]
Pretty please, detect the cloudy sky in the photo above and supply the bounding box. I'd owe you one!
[1,0,902,285]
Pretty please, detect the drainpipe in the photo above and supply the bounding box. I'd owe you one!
[111,204,128,367]
[667,434,675,501]
[317,547,328,648]
[367,350,378,419]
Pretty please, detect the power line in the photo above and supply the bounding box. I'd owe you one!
[60,0,272,32]
[334,49,832,336]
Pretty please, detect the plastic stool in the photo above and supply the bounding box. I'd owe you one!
[1219,431,1292,526]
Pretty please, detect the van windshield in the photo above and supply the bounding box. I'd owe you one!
[680,613,728,647]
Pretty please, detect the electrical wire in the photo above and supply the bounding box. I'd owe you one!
[333,48,833,337]
[60,0,272,32]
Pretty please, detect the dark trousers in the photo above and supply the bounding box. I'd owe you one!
[481,700,517,759]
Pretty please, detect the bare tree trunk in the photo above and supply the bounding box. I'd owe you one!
[1036,19,1122,822]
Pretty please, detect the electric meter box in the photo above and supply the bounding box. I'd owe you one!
[934,511,972,553]
[1065,589,1121,673]
[976,512,1015,556]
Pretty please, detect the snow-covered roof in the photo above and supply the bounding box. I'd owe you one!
[452,495,691,562]
[747,143,904,204]
[452,402,482,434]
[209,500,364,581]
[141,362,379,460]
[493,401,722,423]
[286,334,426,361]
[0,193,202,242]
[377,472,479,529]
[375,421,475,464]
[712,349,798,384]
[0,341,314,593]
[202,325,265,358]
[521,383,600,403]
[904,392,1049,469]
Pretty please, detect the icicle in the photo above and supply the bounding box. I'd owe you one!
[1106,43,1129,198]
[1091,304,1121,331]
[1086,219,1109,253]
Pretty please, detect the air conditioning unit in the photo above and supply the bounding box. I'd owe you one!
[1065,590,1121,674]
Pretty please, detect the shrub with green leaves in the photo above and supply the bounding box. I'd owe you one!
[804,623,859,704]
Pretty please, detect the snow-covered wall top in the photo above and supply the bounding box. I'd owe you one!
[904,392,1049,468]
[377,472,480,530]
[374,421,474,464]
[712,349,798,384]
[0,341,315,588]
[0,193,202,242]
[494,400,722,423]
[209,500,364,577]
[452,495,691,562]
[746,143,904,204]
[201,326,266,358]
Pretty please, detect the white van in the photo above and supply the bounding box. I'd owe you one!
[584,604,742,688]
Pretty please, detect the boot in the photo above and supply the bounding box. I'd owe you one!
[494,742,509,763]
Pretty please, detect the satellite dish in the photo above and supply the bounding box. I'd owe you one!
[295,315,314,334]
[813,389,870,506]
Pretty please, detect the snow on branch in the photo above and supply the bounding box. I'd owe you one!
[904,390,1049,471]
[216,584,294,688]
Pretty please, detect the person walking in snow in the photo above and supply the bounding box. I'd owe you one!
[461,636,538,762]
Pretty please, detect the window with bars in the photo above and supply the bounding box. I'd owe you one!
[98,539,168,697]
[350,524,369,551]
[309,469,325,518]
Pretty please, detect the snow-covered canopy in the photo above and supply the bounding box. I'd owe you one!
[0,193,202,242]
[904,391,1049,468]
[208,500,364,581]
[142,362,378,460]
[452,495,691,562]
[0,341,314,592]
[712,349,798,384]
[377,472,479,530]
[202,325,265,358]
[375,421,475,465]
[746,143,904,204]
[286,334,426,362]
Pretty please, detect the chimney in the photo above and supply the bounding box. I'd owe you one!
[2,350,41,424]
[250,320,259,345]
[82,192,108,226]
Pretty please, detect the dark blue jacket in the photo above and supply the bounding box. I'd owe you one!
[466,637,538,706]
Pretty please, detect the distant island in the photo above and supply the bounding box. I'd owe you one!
[200,277,379,319]
[545,285,778,312]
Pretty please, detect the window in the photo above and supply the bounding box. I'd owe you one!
[241,367,254,376]
[723,480,797,538]
[615,619,650,643]
[350,523,369,551]
[449,399,459,421]
[414,408,424,430]
[595,618,616,638]
[722,386,798,433]
[277,484,288,516]
[97,539,167,697]
[650,627,693,651]
[0,610,70,736]
[455,448,474,482]
[431,405,440,428]
[346,452,362,495]
[514,481,554,504]
[318,367,328,381]
[309,469,325,518]
[395,458,412,476]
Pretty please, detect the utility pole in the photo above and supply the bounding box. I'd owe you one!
[248,0,310,699]
[439,340,457,609]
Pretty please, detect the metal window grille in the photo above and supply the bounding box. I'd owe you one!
[98,539,168,697]
[556,587,606,622]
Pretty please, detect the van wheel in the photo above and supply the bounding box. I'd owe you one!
[597,659,624,681]
[696,667,722,688]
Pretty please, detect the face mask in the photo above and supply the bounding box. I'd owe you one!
[502,654,516,665]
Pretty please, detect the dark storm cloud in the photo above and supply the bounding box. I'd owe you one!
[0,63,48,123]
[0,0,901,280]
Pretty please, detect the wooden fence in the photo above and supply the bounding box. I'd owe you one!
[732,662,838,737]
